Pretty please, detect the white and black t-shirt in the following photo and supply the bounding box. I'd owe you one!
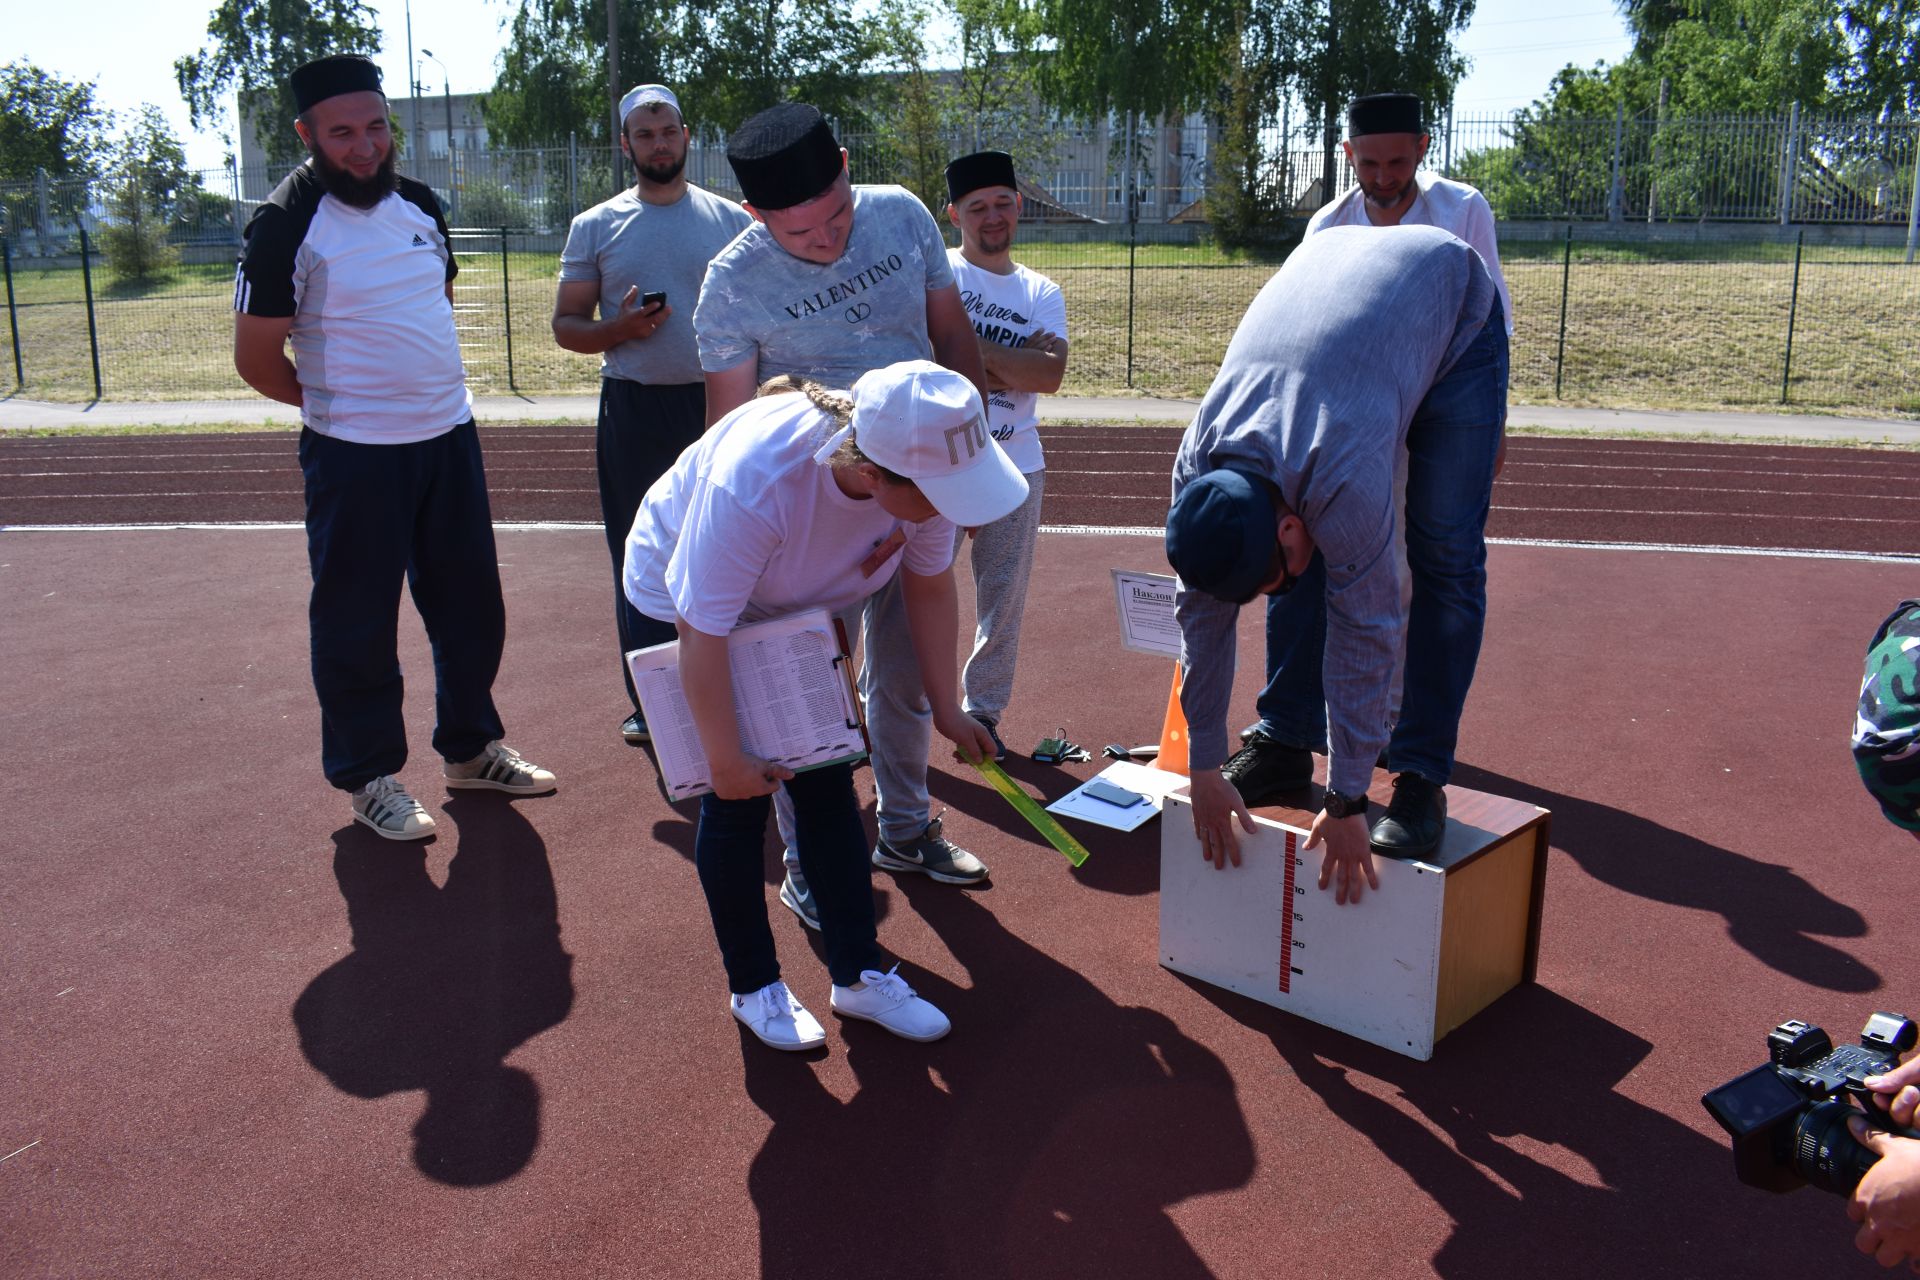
[947,251,1066,475]
[623,392,957,636]
[235,163,472,443]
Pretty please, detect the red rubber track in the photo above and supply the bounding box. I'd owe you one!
[3,427,1916,556]
[2,425,1915,1278]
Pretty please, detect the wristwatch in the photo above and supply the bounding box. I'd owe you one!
[1321,789,1369,819]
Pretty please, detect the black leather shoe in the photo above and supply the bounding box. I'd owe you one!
[1369,774,1447,857]
[1220,738,1314,805]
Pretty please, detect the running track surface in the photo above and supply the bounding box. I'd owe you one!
[2,426,1917,1279]
[2,424,1916,556]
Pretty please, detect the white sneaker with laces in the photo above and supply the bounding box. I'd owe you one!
[444,740,557,794]
[731,981,827,1051]
[351,775,436,841]
[830,965,951,1042]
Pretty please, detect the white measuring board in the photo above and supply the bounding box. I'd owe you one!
[1159,788,1544,1061]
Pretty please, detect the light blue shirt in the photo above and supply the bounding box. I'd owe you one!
[1171,224,1496,794]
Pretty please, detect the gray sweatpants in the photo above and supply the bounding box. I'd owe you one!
[956,469,1046,725]
[776,580,934,871]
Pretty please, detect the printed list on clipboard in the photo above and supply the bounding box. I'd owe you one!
[626,608,868,802]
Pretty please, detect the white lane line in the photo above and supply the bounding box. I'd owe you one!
[1496,481,1920,501]
[1496,504,1914,525]
[1,1140,40,1163]
[5,522,1914,565]
[1502,460,1920,480]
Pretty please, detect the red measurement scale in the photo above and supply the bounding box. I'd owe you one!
[1277,830,1299,993]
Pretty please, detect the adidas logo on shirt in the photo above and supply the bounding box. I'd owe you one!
[411,233,427,246]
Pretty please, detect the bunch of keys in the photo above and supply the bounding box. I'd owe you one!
[1032,728,1091,765]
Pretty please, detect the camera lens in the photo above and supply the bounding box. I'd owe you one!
[1791,1100,1881,1194]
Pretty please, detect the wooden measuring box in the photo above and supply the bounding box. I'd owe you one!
[1160,773,1550,1060]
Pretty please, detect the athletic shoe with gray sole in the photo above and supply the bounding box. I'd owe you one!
[871,816,988,884]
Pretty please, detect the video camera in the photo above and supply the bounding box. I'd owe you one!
[1702,1012,1919,1195]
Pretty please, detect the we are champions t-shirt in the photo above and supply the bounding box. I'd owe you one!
[693,185,952,388]
[948,251,1066,474]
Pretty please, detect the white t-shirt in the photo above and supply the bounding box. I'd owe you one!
[947,250,1066,475]
[1306,172,1513,334]
[235,165,471,443]
[623,392,957,636]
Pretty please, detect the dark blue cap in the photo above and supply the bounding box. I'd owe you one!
[1165,468,1277,603]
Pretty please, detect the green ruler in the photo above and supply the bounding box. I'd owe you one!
[970,758,1091,867]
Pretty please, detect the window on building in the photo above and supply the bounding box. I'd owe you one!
[1051,170,1092,206]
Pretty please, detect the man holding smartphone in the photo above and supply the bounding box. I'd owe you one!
[553,83,751,744]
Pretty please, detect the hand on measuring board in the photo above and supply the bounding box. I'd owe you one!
[1305,810,1378,905]
[1188,770,1256,869]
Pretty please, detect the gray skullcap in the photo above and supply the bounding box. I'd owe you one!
[619,84,682,127]
[1165,468,1278,604]
[727,103,842,210]
[945,151,1017,204]
[1348,93,1424,137]
[291,54,384,113]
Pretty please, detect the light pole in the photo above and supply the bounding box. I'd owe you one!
[421,48,455,220]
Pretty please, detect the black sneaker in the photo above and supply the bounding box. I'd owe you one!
[1369,774,1447,858]
[972,715,1008,763]
[1219,737,1314,805]
[621,711,649,744]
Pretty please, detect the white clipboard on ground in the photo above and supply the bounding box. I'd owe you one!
[1047,759,1191,832]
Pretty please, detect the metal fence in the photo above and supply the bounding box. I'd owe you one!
[5,110,1917,259]
[5,222,1916,416]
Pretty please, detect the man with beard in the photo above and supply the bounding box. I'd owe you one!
[939,151,1068,761]
[1220,92,1513,823]
[1305,93,1510,332]
[551,84,750,745]
[233,53,555,841]
[1167,226,1506,895]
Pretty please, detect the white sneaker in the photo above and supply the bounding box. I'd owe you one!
[731,981,827,1051]
[351,775,436,841]
[444,740,557,794]
[830,965,951,1042]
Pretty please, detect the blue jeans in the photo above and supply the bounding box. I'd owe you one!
[694,762,884,993]
[1252,300,1509,786]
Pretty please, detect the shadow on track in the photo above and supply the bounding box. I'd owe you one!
[1194,981,1859,1277]
[291,793,574,1186]
[741,880,1254,1279]
[1453,764,1877,993]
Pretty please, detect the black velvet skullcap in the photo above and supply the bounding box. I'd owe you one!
[291,54,385,113]
[1347,93,1424,137]
[727,103,843,210]
[945,151,1017,204]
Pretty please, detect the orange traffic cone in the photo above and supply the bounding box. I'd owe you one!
[1155,662,1189,776]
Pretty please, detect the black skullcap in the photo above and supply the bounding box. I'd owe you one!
[1348,92,1424,137]
[727,103,843,210]
[291,54,384,114]
[1165,468,1278,604]
[945,151,1017,205]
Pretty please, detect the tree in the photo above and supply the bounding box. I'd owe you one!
[482,0,694,149]
[1835,0,1920,118]
[175,0,383,166]
[101,107,189,282]
[686,0,889,135]
[0,61,113,180]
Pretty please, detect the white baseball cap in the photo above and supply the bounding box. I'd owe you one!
[816,361,1029,528]
[619,84,682,127]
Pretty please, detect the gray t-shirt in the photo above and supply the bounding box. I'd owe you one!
[693,185,953,387]
[1171,224,1497,793]
[558,183,751,385]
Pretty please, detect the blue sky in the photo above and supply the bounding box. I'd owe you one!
[16,0,1635,172]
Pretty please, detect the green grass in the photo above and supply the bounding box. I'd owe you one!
[5,242,1916,417]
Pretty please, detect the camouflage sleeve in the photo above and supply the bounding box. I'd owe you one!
[1854,598,1920,832]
